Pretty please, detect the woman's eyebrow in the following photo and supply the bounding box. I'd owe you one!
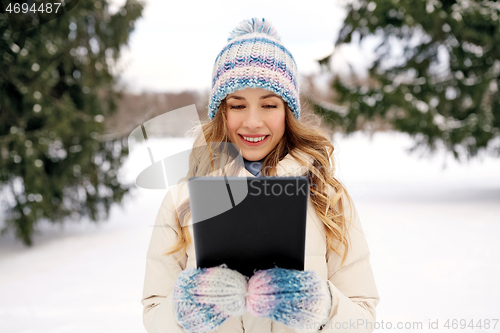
[260,94,280,100]
[227,95,245,100]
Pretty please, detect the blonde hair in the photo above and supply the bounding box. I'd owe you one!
[164,99,355,267]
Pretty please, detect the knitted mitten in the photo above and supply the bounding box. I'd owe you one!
[173,265,248,332]
[246,268,332,332]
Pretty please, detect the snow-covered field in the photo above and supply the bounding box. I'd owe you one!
[1,132,499,333]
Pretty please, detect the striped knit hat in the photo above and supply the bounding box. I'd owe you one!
[208,18,300,120]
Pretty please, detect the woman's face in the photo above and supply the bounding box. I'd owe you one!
[225,88,286,161]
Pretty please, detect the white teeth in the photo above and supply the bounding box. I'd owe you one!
[243,135,266,142]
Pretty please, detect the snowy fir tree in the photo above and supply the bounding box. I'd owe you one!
[0,0,144,245]
[313,0,500,161]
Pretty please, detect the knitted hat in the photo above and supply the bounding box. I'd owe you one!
[208,18,300,120]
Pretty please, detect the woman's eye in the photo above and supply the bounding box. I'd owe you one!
[229,105,245,109]
[263,105,277,109]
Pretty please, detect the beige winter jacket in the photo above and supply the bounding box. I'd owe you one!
[141,151,380,333]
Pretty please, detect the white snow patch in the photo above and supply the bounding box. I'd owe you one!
[1,132,499,332]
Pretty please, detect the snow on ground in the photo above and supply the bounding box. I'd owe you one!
[1,131,499,333]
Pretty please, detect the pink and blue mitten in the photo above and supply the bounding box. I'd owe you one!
[173,265,247,332]
[246,268,332,332]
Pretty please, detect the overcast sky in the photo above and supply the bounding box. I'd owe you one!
[113,0,366,93]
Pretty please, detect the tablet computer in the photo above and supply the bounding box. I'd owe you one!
[188,176,309,277]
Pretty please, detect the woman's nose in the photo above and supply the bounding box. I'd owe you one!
[242,108,263,129]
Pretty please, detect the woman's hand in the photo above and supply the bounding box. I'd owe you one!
[173,265,247,332]
[246,268,332,332]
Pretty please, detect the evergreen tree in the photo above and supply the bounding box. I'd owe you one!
[313,0,500,161]
[0,0,144,245]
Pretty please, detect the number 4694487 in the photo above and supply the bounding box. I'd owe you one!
[6,2,62,14]
[444,319,498,330]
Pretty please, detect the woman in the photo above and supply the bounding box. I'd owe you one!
[141,18,380,333]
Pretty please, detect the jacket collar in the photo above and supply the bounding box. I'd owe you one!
[236,150,314,178]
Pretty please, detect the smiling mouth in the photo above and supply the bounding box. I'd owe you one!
[239,135,269,143]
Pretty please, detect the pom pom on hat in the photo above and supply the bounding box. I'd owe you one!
[228,18,281,42]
